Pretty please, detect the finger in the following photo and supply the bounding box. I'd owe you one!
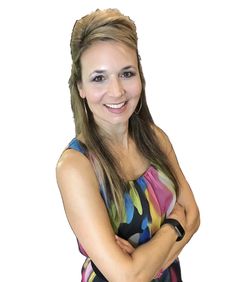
[115,236,133,247]
[116,240,130,253]
[115,236,135,253]
[115,239,129,249]
[115,240,135,254]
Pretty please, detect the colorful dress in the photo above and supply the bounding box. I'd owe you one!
[66,137,183,282]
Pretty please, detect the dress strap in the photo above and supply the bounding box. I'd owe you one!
[66,137,87,155]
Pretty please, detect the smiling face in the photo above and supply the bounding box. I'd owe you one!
[78,40,142,131]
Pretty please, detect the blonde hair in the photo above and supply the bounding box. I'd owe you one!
[68,9,178,221]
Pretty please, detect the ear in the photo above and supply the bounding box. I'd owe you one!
[77,82,86,98]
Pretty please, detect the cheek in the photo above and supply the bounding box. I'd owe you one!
[85,89,104,104]
[128,81,142,99]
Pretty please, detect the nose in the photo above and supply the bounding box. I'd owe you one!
[107,77,124,97]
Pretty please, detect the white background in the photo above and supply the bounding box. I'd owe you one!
[0,0,235,281]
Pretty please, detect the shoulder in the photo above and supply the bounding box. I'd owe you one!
[151,124,173,155]
[56,146,88,172]
[56,145,99,194]
[56,137,88,175]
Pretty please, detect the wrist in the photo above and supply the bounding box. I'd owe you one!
[161,218,185,241]
[160,223,179,241]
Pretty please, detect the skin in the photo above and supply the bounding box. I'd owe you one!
[77,41,142,146]
[56,41,200,282]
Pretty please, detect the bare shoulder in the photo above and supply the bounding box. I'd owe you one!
[151,124,168,140]
[56,148,100,195]
[56,142,88,167]
[56,148,92,177]
[151,124,173,155]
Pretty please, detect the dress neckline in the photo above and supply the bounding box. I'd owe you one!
[127,164,155,183]
[72,137,156,183]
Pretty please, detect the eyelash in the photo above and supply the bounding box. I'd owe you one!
[92,71,135,82]
[121,71,135,78]
[92,75,105,82]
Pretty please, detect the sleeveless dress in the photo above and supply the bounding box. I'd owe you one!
[66,137,183,282]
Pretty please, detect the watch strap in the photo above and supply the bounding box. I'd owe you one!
[162,218,185,241]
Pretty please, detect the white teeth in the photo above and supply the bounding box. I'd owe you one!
[105,102,126,109]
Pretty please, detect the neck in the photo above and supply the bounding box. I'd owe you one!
[96,120,130,150]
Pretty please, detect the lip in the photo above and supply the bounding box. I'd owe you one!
[104,100,128,113]
[104,101,126,108]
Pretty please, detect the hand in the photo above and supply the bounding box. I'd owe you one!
[168,202,186,229]
[115,235,164,279]
[115,235,135,255]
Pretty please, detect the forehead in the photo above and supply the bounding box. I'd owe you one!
[80,41,138,72]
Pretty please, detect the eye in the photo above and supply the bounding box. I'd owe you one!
[121,71,135,78]
[92,75,105,82]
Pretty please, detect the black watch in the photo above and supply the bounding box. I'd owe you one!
[162,218,185,241]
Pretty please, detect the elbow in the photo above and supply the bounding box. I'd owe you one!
[195,211,201,232]
[193,207,201,233]
[120,269,142,282]
[122,265,158,282]
[133,270,160,282]
[105,260,146,282]
[122,274,149,282]
[187,207,201,236]
[117,263,152,282]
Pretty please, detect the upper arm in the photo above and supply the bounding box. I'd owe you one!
[56,149,131,281]
[153,125,200,230]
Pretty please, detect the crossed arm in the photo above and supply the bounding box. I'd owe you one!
[116,173,200,277]
[56,129,200,282]
[152,126,200,271]
[116,196,199,277]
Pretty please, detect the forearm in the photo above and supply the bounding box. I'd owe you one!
[129,224,178,282]
[161,210,200,270]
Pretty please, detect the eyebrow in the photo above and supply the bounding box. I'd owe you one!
[122,65,136,71]
[89,65,137,76]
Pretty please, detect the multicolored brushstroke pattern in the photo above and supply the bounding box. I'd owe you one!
[66,138,182,282]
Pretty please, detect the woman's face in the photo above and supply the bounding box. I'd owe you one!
[78,41,142,130]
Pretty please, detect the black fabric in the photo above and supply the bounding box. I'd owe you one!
[91,261,108,281]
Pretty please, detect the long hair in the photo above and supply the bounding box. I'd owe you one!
[69,8,179,221]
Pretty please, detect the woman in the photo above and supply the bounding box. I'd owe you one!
[56,8,200,282]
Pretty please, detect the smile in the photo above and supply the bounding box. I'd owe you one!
[104,101,127,109]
